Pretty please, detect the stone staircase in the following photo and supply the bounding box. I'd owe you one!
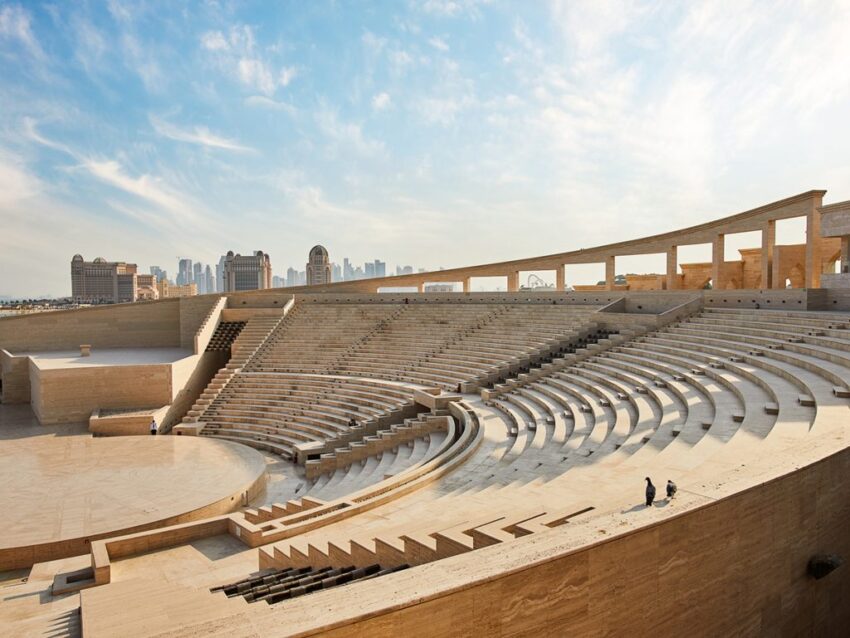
[181,314,285,428]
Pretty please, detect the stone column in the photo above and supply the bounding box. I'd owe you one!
[761,220,775,290]
[604,256,616,291]
[805,201,823,288]
[417,282,425,293]
[666,247,678,290]
[462,277,471,293]
[842,237,850,273]
[556,266,566,292]
[507,271,520,292]
[711,234,725,290]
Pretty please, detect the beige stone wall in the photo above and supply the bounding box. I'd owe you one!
[30,364,174,425]
[178,296,222,350]
[0,299,182,352]
[0,350,31,403]
[88,405,170,436]
[314,445,850,638]
[623,274,665,291]
[739,248,762,288]
[160,351,228,431]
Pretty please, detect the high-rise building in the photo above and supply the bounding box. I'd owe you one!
[272,275,285,288]
[205,265,215,294]
[343,258,353,281]
[375,260,386,278]
[396,265,413,276]
[193,263,205,294]
[150,266,167,283]
[71,255,138,304]
[222,250,273,292]
[306,245,332,286]
[216,255,226,293]
[332,263,342,282]
[365,262,375,278]
[177,259,193,286]
[286,267,298,287]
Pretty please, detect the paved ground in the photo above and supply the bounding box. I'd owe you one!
[0,404,267,569]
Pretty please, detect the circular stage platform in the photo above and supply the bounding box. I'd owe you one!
[0,433,267,571]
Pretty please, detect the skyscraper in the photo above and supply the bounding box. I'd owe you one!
[205,265,215,294]
[216,255,226,293]
[150,266,167,283]
[332,263,342,282]
[177,259,193,286]
[365,262,375,278]
[306,245,332,286]
[375,260,386,278]
[193,263,205,294]
[286,267,298,287]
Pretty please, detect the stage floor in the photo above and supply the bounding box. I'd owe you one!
[19,347,193,370]
[0,404,267,570]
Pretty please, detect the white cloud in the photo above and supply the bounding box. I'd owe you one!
[201,30,229,51]
[121,33,164,92]
[0,5,44,59]
[149,115,255,152]
[361,31,387,53]
[428,36,449,51]
[279,66,297,87]
[371,92,392,111]
[201,25,297,96]
[315,108,385,157]
[244,95,297,114]
[0,149,41,207]
[237,58,277,95]
[82,158,193,216]
[70,15,108,74]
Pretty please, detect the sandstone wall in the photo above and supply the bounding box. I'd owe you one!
[30,363,174,425]
[0,300,182,352]
[318,444,850,637]
[0,350,31,403]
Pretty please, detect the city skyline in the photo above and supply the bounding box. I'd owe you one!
[3,1,850,297]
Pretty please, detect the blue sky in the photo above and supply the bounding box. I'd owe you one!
[2,0,850,296]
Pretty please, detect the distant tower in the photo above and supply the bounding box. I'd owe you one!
[306,245,332,286]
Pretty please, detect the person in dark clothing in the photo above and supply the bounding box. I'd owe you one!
[150,418,157,435]
[666,479,677,499]
[645,477,656,507]
[348,417,357,428]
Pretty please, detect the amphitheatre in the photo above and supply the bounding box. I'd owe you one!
[2,189,850,637]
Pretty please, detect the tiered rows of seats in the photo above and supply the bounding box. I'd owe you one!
[400,304,600,389]
[184,314,283,424]
[199,375,417,460]
[244,304,404,374]
[256,307,850,585]
[251,302,601,390]
[304,415,450,501]
[195,302,603,458]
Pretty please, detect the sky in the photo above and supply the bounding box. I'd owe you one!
[2,0,850,297]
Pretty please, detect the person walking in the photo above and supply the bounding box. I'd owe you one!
[666,479,678,499]
[645,477,656,507]
[150,418,157,436]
